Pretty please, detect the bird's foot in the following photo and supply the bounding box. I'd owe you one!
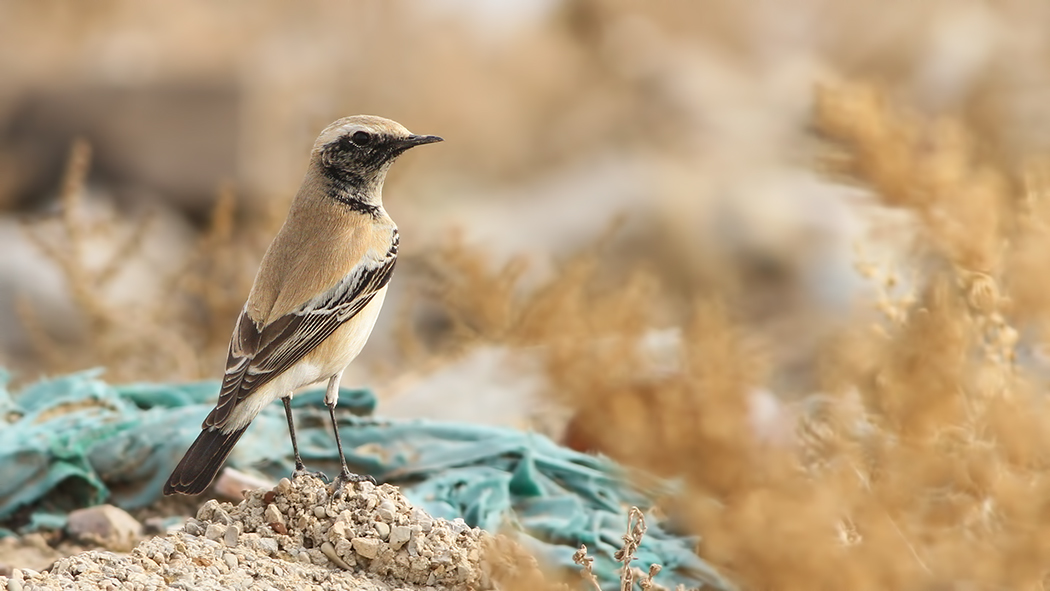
[292,465,330,484]
[328,470,376,499]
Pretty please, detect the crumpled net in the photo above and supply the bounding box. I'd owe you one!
[0,368,734,590]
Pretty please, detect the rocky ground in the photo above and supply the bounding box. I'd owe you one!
[0,476,532,591]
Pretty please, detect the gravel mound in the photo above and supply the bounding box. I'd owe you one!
[1,476,500,591]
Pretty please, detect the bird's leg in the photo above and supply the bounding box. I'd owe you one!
[284,395,328,483]
[325,371,375,498]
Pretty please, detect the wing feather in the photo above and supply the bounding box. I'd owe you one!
[204,230,398,428]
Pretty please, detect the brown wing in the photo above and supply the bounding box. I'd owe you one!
[203,232,398,429]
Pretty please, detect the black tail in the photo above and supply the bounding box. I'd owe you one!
[164,426,248,495]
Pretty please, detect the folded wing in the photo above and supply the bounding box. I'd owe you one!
[204,231,398,429]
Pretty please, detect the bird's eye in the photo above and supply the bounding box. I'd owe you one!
[350,131,372,146]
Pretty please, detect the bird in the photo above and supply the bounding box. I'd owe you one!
[163,115,442,496]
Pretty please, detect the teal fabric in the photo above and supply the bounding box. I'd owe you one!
[0,369,734,590]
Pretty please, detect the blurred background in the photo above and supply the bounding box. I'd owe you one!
[4,1,1050,587]
[5,0,1047,395]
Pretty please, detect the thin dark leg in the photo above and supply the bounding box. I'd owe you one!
[284,396,328,482]
[328,402,375,496]
[283,396,305,471]
[328,403,354,481]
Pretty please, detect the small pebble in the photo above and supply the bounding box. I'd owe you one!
[375,521,390,540]
[376,501,396,522]
[212,507,232,525]
[223,553,238,571]
[407,534,421,557]
[213,468,274,501]
[67,504,143,549]
[313,506,327,518]
[264,504,284,526]
[413,510,434,533]
[183,519,203,536]
[276,478,292,495]
[352,537,382,560]
[224,523,240,547]
[389,525,412,550]
[329,521,347,540]
[196,500,219,522]
[7,578,22,591]
[204,523,226,541]
[320,542,352,570]
[334,537,355,559]
[257,537,279,556]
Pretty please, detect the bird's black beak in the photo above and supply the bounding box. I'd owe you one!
[400,134,444,148]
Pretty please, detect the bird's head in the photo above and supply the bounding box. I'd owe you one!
[312,115,442,198]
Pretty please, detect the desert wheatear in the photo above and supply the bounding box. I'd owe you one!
[164,115,441,495]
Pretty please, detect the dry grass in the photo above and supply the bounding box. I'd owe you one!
[485,505,670,591]
[16,140,257,382]
[395,84,1050,590]
[6,2,1050,589]
[571,508,665,591]
[25,84,1050,590]
[11,78,1050,591]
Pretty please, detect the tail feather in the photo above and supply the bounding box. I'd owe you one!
[164,426,248,495]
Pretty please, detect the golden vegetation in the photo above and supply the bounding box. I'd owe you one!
[395,85,1050,589]
[17,82,1050,589]
[6,2,1050,588]
[17,140,258,382]
[13,78,1050,590]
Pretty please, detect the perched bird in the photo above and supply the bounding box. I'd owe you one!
[164,115,442,496]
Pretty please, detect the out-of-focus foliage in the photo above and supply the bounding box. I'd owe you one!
[5,1,1050,589]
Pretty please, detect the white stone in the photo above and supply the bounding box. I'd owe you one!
[374,521,390,540]
[351,537,381,560]
[204,523,226,541]
[213,468,274,501]
[224,523,240,547]
[67,505,143,549]
[388,525,412,550]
